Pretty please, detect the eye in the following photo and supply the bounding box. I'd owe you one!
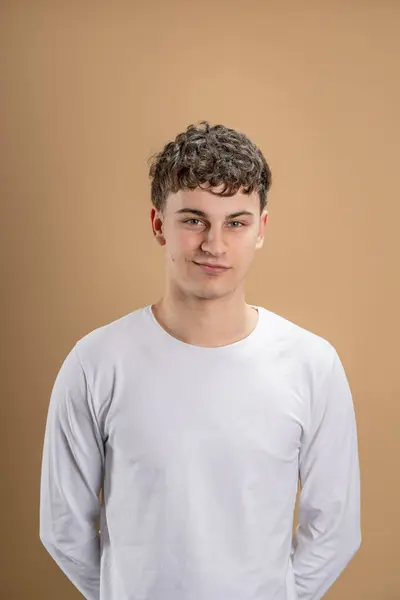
[228,221,245,228]
[183,218,203,226]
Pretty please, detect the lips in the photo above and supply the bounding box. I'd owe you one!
[193,261,230,273]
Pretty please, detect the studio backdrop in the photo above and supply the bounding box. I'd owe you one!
[1,1,399,599]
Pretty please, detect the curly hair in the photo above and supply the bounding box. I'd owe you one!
[148,121,272,214]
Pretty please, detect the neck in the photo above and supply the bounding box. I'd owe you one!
[152,290,259,348]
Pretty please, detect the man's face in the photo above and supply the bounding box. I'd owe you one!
[151,187,268,301]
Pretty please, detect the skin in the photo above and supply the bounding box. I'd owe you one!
[150,186,268,347]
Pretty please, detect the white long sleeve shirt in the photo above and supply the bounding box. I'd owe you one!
[39,304,361,600]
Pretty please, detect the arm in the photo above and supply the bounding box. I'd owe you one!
[39,344,104,600]
[291,348,361,599]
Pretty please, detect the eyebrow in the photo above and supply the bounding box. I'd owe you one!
[175,208,255,219]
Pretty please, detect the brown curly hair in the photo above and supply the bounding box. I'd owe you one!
[148,121,272,214]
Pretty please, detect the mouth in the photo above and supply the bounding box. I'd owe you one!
[192,261,230,274]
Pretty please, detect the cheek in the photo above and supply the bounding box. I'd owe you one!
[234,233,258,256]
[168,231,198,262]
[178,231,199,253]
[229,239,258,271]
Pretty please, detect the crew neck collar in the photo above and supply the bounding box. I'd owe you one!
[144,303,266,356]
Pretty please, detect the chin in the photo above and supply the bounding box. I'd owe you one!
[194,292,222,301]
[191,285,234,301]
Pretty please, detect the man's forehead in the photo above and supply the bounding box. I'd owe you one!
[168,187,259,216]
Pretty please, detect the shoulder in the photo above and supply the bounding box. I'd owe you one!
[73,305,149,368]
[258,305,338,375]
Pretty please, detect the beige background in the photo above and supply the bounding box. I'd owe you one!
[1,1,399,598]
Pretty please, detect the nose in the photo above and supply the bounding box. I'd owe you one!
[200,225,227,256]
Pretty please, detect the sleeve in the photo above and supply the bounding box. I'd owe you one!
[291,347,361,600]
[39,343,104,600]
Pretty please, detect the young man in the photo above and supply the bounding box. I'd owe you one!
[39,121,361,600]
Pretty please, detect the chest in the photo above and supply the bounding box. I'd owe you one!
[104,351,309,475]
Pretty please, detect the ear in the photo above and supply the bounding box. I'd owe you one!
[255,210,268,250]
[256,236,264,250]
[151,208,166,246]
